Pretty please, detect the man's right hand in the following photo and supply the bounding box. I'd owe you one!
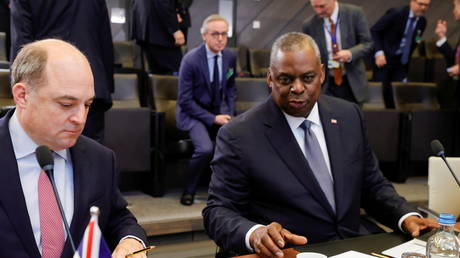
[214,114,231,125]
[435,20,447,39]
[249,222,307,258]
[375,54,387,68]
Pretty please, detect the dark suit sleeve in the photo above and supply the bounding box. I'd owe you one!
[355,104,417,229]
[348,6,373,61]
[98,0,115,93]
[153,0,180,35]
[104,151,147,247]
[203,125,258,253]
[370,8,398,53]
[10,0,34,60]
[438,41,456,67]
[177,57,216,126]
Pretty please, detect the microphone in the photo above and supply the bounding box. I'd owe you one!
[430,139,460,188]
[35,145,76,253]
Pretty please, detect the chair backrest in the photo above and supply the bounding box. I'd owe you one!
[363,82,385,110]
[150,74,188,141]
[248,48,270,77]
[228,47,243,75]
[113,41,139,69]
[235,77,269,114]
[112,73,140,108]
[0,69,13,107]
[392,82,439,110]
[407,57,427,82]
[428,157,460,217]
[0,32,6,61]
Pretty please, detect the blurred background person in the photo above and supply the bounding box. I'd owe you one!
[176,0,193,44]
[131,0,185,75]
[303,0,373,105]
[371,0,430,108]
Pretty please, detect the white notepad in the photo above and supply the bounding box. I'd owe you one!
[382,238,427,257]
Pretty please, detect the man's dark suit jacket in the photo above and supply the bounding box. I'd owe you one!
[131,0,180,48]
[203,95,416,254]
[0,110,147,258]
[176,44,237,131]
[438,40,459,68]
[10,0,114,101]
[302,3,373,103]
[371,5,426,63]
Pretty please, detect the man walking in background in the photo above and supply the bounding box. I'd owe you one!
[303,0,373,105]
[371,0,430,108]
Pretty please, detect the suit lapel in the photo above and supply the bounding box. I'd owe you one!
[221,50,229,90]
[263,99,335,217]
[65,139,91,254]
[317,97,347,219]
[199,44,213,94]
[0,110,41,257]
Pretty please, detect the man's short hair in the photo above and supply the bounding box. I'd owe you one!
[270,32,322,67]
[10,42,48,90]
[200,14,229,35]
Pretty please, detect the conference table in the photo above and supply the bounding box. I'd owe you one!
[234,231,433,258]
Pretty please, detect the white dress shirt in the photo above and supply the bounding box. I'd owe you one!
[9,110,74,254]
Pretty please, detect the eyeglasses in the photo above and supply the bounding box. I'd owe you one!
[209,32,228,39]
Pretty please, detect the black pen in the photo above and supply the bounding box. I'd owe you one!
[125,246,156,257]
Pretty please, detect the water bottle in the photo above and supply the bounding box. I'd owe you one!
[426,213,459,258]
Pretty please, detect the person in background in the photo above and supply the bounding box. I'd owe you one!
[131,0,185,75]
[303,0,372,105]
[371,0,430,108]
[176,0,193,43]
[10,0,114,143]
[0,39,147,258]
[203,32,438,257]
[176,14,237,206]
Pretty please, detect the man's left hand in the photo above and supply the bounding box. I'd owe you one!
[112,238,147,258]
[333,50,352,63]
[403,216,439,237]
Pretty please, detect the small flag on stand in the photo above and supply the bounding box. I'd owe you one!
[73,206,111,258]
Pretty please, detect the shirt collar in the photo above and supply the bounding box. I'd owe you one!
[324,2,339,24]
[283,102,321,130]
[205,44,222,59]
[9,110,68,161]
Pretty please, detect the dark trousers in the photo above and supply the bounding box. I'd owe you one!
[140,42,182,75]
[184,121,220,195]
[324,76,357,104]
[82,99,111,143]
[372,54,408,109]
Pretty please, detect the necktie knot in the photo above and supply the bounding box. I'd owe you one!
[300,120,312,131]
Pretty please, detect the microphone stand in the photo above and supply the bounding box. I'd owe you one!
[44,169,77,253]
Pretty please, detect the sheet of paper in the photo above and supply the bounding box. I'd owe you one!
[382,238,426,257]
[330,250,376,258]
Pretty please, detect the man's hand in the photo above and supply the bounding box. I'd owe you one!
[448,64,460,77]
[249,222,307,258]
[173,30,185,46]
[333,50,352,63]
[112,238,147,258]
[403,216,439,237]
[214,114,231,125]
[375,54,387,68]
[435,20,447,39]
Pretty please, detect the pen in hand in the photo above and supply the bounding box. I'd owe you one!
[125,246,156,257]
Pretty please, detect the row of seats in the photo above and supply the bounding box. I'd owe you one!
[363,82,458,182]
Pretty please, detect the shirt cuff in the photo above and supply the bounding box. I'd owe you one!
[119,235,146,248]
[374,50,384,58]
[436,37,447,47]
[398,212,422,233]
[245,224,265,252]
[347,51,353,63]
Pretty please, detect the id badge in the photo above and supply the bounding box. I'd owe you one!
[328,60,340,69]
